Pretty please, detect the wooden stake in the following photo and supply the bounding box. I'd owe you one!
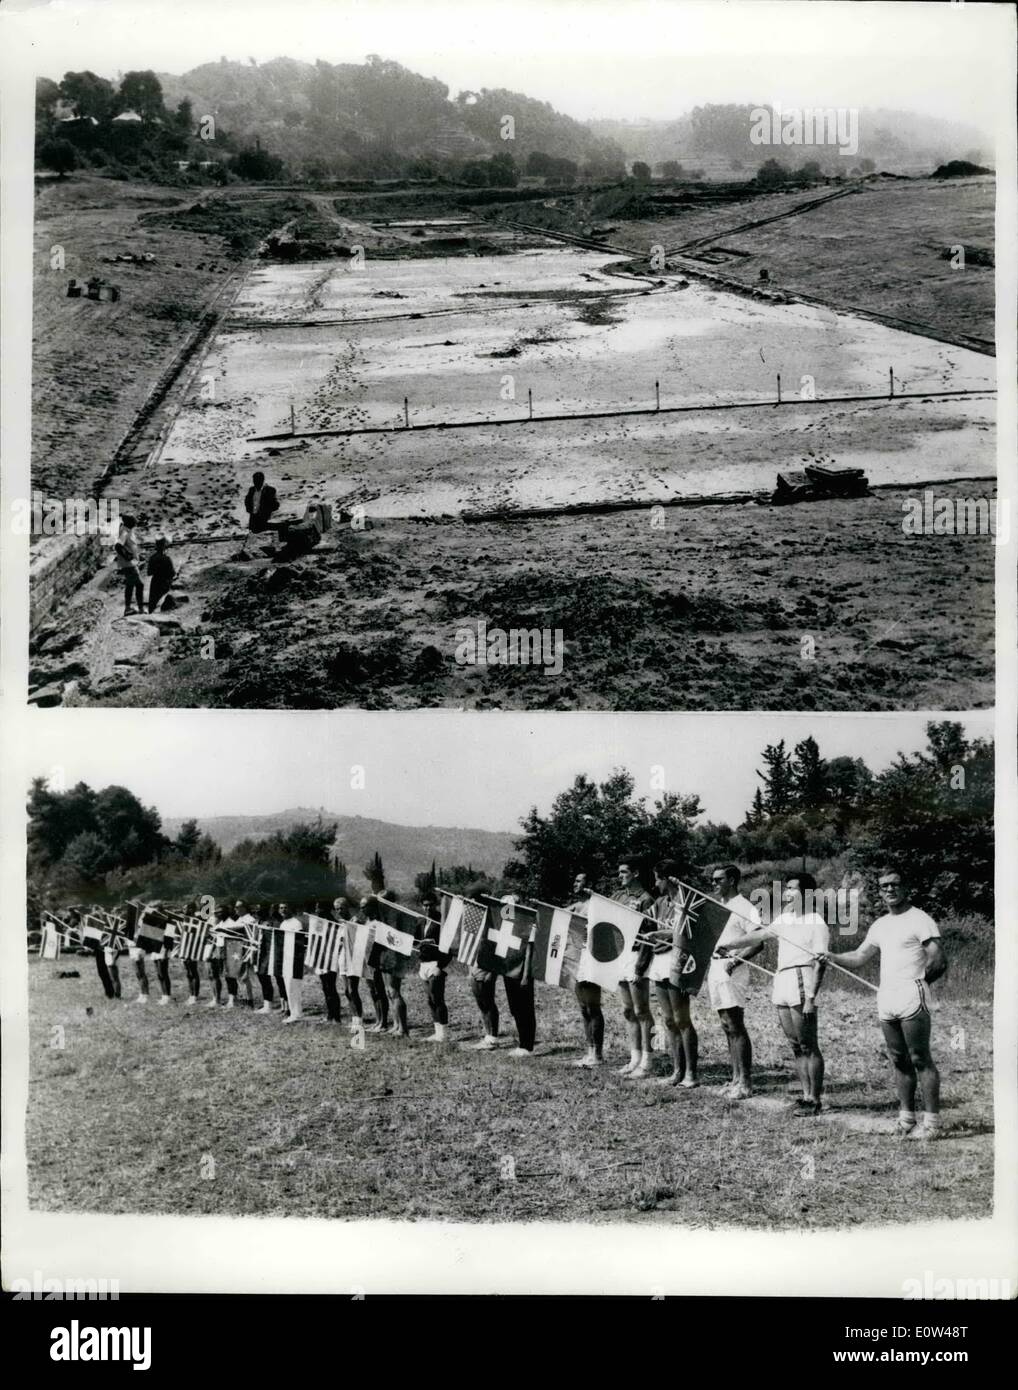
[889,367,894,399]
[404,396,410,428]
[655,379,660,411]
[290,402,295,435]
[528,388,533,420]
[777,373,782,404]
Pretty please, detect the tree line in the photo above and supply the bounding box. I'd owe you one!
[26,722,991,927]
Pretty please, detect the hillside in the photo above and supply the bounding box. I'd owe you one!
[155,56,626,177]
[590,105,993,176]
[161,808,516,891]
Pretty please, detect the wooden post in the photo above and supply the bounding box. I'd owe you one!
[404,396,410,428]
[655,380,660,411]
[889,367,894,399]
[528,389,533,420]
[290,402,296,435]
[777,373,781,404]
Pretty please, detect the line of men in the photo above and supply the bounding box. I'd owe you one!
[50,858,947,1139]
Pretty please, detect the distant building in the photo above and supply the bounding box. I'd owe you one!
[112,109,143,124]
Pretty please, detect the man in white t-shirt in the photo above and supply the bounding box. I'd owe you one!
[832,865,947,1140]
[717,872,828,1116]
[706,864,762,1100]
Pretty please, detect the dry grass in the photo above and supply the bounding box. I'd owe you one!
[26,956,993,1226]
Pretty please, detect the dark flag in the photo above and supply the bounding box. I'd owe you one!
[476,896,537,976]
[668,882,733,994]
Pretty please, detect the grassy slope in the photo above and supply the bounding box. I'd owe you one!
[614,178,995,348]
[27,957,992,1226]
[32,177,233,500]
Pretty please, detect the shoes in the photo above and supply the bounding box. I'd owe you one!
[617,1056,641,1075]
[509,1047,533,1058]
[679,1076,699,1089]
[657,1072,683,1086]
[728,1086,753,1101]
[469,1035,499,1051]
[283,1014,303,1025]
[185,997,196,1008]
[631,1062,653,1078]
[135,994,148,1004]
[158,995,171,1006]
[256,1002,272,1014]
[793,1098,822,1117]
[907,1121,941,1141]
[205,997,220,1009]
[225,997,235,1009]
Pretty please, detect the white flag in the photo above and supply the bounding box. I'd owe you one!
[580,892,644,991]
[373,923,415,956]
[438,896,463,954]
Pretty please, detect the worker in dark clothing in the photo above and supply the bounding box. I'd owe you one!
[146,537,176,612]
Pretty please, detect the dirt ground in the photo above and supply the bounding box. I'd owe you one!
[34,476,993,711]
[26,956,993,1226]
[29,176,997,711]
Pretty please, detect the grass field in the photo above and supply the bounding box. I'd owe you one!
[26,955,993,1227]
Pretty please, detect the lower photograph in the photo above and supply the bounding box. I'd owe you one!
[6,707,1004,1296]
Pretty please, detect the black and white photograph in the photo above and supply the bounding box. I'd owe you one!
[3,711,1007,1240]
[1,0,1015,1352]
[11,0,1007,711]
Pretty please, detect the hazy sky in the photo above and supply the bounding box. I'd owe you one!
[5,0,1011,136]
[19,710,992,833]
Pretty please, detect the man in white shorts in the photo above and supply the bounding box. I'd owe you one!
[647,861,699,1088]
[718,872,828,1116]
[706,864,762,1099]
[831,864,947,1140]
[614,859,656,1078]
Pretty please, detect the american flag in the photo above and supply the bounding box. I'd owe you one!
[454,897,489,967]
[305,915,345,973]
[177,919,215,961]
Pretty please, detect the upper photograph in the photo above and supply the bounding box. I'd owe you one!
[24,1,1006,709]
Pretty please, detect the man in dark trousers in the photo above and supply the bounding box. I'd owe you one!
[242,471,279,554]
[146,537,176,612]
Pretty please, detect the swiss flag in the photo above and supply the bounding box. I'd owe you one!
[476,896,536,975]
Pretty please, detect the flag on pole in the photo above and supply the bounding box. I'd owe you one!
[305,915,346,973]
[135,910,169,953]
[530,902,587,987]
[476,896,536,976]
[665,881,732,994]
[177,919,215,962]
[39,921,61,960]
[260,924,307,978]
[342,921,373,978]
[372,899,420,976]
[452,897,488,967]
[437,892,464,953]
[579,892,645,991]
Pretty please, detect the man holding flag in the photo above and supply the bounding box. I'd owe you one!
[418,892,452,1044]
[717,872,829,1117]
[706,864,763,1099]
[565,873,604,1068]
[613,860,656,1077]
[827,864,947,1140]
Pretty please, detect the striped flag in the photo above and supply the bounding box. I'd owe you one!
[530,902,587,987]
[177,919,215,962]
[453,897,489,967]
[342,921,373,978]
[260,924,307,979]
[135,910,169,952]
[579,892,645,991]
[437,893,464,953]
[306,915,346,973]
